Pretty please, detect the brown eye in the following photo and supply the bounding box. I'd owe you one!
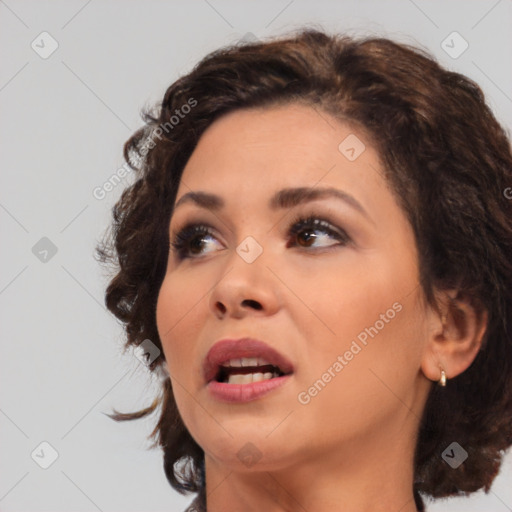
[170,224,221,260]
[296,230,317,247]
[288,216,350,249]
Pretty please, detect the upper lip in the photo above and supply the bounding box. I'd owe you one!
[203,338,295,384]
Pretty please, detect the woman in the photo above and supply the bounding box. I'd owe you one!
[97,27,512,511]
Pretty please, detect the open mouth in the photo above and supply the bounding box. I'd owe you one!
[203,337,295,390]
[215,357,288,384]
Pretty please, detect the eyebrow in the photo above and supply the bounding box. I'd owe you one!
[173,186,372,222]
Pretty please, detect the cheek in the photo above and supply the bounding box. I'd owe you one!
[289,250,413,353]
[292,248,423,394]
[155,273,204,377]
[294,294,426,441]
[156,274,210,434]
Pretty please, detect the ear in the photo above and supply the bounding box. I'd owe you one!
[421,289,488,384]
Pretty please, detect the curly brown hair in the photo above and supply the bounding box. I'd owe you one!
[96,27,512,511]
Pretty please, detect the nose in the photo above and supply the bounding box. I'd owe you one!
[208,252,281,319]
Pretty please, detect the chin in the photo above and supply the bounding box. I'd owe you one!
[200,430,294,470]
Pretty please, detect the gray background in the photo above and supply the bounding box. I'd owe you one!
[1,1,511,511]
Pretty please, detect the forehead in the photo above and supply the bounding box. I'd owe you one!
[177,104,382,197]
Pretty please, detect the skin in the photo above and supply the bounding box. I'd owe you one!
[155,104,487,512]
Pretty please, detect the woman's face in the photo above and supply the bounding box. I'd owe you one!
[156,103,434,473]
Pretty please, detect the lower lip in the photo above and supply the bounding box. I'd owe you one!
[207,375,292,403]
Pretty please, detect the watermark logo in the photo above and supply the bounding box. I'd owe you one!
[237,442,263,468]
[239,32,260,44]
[441,32,469,60]
[31,31,59,59]
[442,442,468,469]
[134,339,161,367]
[141,98,198,155]
[93,98,197,200]
[93,162,133,200]
[338,134,366,161]
[32,237,58,263]
[236,236,263,263]
[31,441,59,469]
[297,301,403,405]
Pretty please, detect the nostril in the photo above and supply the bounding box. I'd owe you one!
[242,299,262,310]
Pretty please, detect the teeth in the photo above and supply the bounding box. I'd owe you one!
[226,372,278,384]
[225,357,272,368]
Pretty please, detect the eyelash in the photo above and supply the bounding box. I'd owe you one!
[169,214,351,260]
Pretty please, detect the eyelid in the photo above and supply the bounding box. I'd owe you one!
[170,212,345,244]
[286,212,349,239]
[170,210,353,261]
[170,222,224,252]
[170,212,228,240]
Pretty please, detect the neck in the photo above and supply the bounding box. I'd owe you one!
[204,420,421,512]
